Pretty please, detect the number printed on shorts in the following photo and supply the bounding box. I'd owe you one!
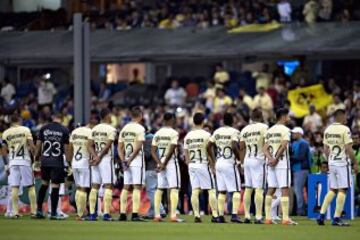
[43,140,61,157]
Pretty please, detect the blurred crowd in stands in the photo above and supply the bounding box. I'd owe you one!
[1,0,359,31]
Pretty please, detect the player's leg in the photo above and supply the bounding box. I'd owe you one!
[215,165,227,223]
[154,170,167,221]
[49,167,66,220]
[119,166,132,221]
[332,165,351,226]
[189,166,201,221]
[21,166,37,217]
[200,165,218,222]
[75,168,90,220]
[225,164,242,223]
[271,190,281,221]
[130,165,145,221]
[277,168,296,225]
[88,165,101,220]
[265,167,277,224]
[36,166,50,218]
[318,165,337,225]
[243,164,253,222]
[168,163,182,222]
[253,163,266,223]
[100,159,115,221]
[8,166,21,218]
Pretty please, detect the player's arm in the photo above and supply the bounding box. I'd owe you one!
[274,140,288,161]
[118,141,125,162]
[64,143,72,165]
[207,141,216,164]
[151,145,162,165]
[98,139,113,160]
[162,144,177,167]
[184,149,190,164]
[345,143,358,174]
[127,140,144,164]
[232,140,241,162]
[34,140,42,162]
[263,142,273,160]
[87,139,97,157]
[323,144,330,159]
[239,141,246,164]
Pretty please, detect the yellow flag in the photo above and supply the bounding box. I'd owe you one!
[228,21,282,33]
[288,84,333,118]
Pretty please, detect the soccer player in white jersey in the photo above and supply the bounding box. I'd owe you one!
[118,107,145,222]
[70,115,98,220]
[87,108,117,221]
[1,115,37,218]
[208,113,242,223]
[317,109,358,226]
[263,108,297,225]
[151,112,182,222]
[184,112,219,223]
[240,109,268,224]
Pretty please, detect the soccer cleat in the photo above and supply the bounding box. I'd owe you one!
[254,219,264,224]
[316,214,325,226]
[102,213,113,221]
[86,214,98,221]
[4,212,13,218]
[218,216,227,223]
[170,217,185,223]
[131,213,145,222]
[58,212,69,219]
[265,219,277,225]
[12,214,21,219]
[332,217,350,227]
[118,213,127,221]
[282,219,298,225]
[49,215,66,220]
[230,214,243,223]
[35,211,46,219]
[272,216,282,221]
[243,218,252,224]
[211,216,219,223]
[194,217,202,223]
[153,216,163,222]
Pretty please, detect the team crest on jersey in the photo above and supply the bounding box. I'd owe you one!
[186,139,192,144]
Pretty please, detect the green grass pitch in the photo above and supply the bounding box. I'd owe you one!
[1,215,359,240]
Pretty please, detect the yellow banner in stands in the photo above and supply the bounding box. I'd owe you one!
[288,84,333,118]
[228,21,282,33]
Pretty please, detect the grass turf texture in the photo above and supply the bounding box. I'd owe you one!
[1,215,359,240]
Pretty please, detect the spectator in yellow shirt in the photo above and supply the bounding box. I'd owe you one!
[213,64,230,88]
[253,87,273,122]
[213,88,232,114]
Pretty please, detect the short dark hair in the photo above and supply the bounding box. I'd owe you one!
[130,106,142,119]
[251,108,263,122]
[333,108,345,118]
[193,112,205,125]
[100,108,111,120]
[321,161,328,166]
[163,112,175,122]
[276,108,289,120]
[10,114,21,124]
[223,113,233,126]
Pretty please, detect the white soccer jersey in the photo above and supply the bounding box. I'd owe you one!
[152,127,178,164]
[240,122,268,161]
[184,129,211,165]
[89,123,116,158]
[70,126,92,169]
[264,124,290,169]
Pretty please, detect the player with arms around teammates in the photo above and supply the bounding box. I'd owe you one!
[239,109,268,224]
[263,108,297,225]
[317,109,358,226]
[118,107,145,222]
[208,113,242,223]
[151,112,183,222]
[1,114,37,218]
[184,112,219,223]
[34,113,72,220]
[69,112,99,220]
[87,108,117,221]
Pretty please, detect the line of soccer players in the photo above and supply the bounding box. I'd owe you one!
[1,106,357,225]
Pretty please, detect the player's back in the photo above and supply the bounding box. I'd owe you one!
[38,122,70,167]
[184,129,211,164]
[265,124,290,169]
[210,126,240,164]
[323,123,352,166]
[2,125,33,166]
[119,122,145,166]
[153,127,178,163]
[70,126,92,168]
[91,123,116,158]
[240,122,268,160]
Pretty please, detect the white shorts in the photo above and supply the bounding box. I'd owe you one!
[8,165,34,187]
[216,162,241,192]
[91,157,115,185]
[328,165,352,189]
[267,167,291,189]
[244,160,266,189]
[124,166,145,185]
[73,168,91,188]
[189,164,215,190]
[158,161,181,189]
